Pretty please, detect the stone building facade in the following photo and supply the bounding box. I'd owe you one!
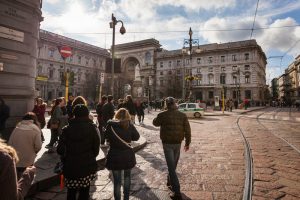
[156,40,267,104]
[0,0,42,129]
[277,55,300,104]
[36,30,110,103]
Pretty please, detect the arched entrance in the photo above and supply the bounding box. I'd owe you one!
[116,57,140,98]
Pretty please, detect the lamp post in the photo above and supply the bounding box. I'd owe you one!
[110,13,126,97]
[182,27,200,101]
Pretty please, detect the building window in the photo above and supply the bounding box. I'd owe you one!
[145,51,151,65]
[208,74,214,84]
[208,57,213,63]
[245,65,250,70]
[221,67,226,72]
[197,58,201,64]
[177,69,181,74]
[245,74,250,83]
[209,67,213,72]
[168,61,172,67]
[37,66,42,75]
[48,49,54,58]
[86,59,89,65]
[233,91,237,99]
[160,71,163,75]
[221,56,225,62]
[196,79,201,85]
[168,71,172,75]
[49,69,54,79]
[78,56,81,64]
[78,74,81,82]
[245,53,249,60]
[232,66,237,71]
[186,59,189,65]
[93,59,96,67]
[220,74,226,84]
[232,54,237,61]
[160,62,163,68]
[209,91,214,99]
[233,75,237,84]
[197,68,201,73]
[177,60,181,66]
[160,80,164,86]
[245,90,251,99]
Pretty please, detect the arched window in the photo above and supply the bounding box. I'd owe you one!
[245,73,251,83]
[208,74,214,85]
[220,73,226,84]
[145,51,151,65]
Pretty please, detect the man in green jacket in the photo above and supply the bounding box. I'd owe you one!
[153,97,191,200]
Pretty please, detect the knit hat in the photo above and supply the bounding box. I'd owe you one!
[73,104,89,118]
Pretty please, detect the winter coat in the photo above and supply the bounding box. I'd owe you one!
[50,106,68,134]
[123,101,136,115]
[57,118,100,179]
[8,120,42,167]
[101,102,115,125]
[0,104,9,130]
[153,108,191,146]
[0,150,35,200]
[104,120,140,170]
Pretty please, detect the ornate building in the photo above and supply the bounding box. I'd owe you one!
[36,30,110,103]
[0,0,42,129]
[156,40,267,104]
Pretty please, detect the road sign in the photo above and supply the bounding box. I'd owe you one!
[100,73,104,84]
[59,46,72,58]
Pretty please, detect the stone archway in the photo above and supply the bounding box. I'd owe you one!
[116,56,141,98]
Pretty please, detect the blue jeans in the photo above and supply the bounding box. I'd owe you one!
[163,143,181,195]
[112,169,131,200]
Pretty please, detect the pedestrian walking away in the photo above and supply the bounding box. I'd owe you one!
[57,104,100,200]
[101,95,115,129]
[96,95,107,145]
[32,98,46,141]
[8,112,42,178]
[123,95,136,124]
[104,108,140,200]
[153,97,191,200]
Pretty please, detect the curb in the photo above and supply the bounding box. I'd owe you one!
[27,136,147,196]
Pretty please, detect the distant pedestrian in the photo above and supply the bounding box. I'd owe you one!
[8,112,42,178]
[57,104,100,200]
[153,97,191,200]
[32,98,46,141]
[135,100,145,125]
[117,98,125,110]
[0,97,10,137]
[96,95,107,145]
[104,108,140,200]
[101,95,115,128]
[123,95,136,124]
[0,139,36,200]
[66,95,75,119]
[72,96,94,121]
[46,98,67,149]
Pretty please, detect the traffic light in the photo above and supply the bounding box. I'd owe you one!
[69,71,75,86]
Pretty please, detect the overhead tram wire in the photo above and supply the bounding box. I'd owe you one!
[250,0,260,39]
[63,24,300,35]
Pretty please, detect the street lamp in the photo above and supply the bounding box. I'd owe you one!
[110,13,126,97]
[182,27,200,101]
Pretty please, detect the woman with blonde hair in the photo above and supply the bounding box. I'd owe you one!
[105,108,140,200]
[0,139,36,199]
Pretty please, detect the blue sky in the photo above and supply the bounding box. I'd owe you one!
[41,0,300,84]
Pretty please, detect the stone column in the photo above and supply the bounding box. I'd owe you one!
[0,0,43,131]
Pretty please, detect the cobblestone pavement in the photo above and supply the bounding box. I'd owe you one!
[31,108,300,200]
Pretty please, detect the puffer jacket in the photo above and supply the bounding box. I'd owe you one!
[153,108,191,146]
[104,120,140,170]
[8,120,42,167]
[57,117,100,179]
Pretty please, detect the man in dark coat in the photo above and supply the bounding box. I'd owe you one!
[96,95,107,145]
[153,97,191,200]
[101,95,115,127]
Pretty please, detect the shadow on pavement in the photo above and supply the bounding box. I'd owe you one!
[139,124,160,131]
[136,149,166,172]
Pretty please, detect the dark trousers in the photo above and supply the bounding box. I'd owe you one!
[48,129,59,146]
[137,114,144,123]
[67,187,90,200]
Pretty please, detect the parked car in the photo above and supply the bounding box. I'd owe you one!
[178,103,205,118]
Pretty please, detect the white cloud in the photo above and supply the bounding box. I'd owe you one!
[44,0,60,4]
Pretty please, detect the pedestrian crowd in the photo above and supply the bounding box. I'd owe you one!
[0,95,191,200]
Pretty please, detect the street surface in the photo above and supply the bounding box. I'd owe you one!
[31,107,300,200]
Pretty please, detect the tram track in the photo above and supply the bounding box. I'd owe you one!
[237,108,300,200]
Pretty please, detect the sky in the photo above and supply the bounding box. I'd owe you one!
[41,0,300,85]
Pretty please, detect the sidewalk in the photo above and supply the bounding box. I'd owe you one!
[27,127,147,196]
[203,106,265,116]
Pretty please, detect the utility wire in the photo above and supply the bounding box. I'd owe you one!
[250,0,260,39]
[63,24,300,35]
